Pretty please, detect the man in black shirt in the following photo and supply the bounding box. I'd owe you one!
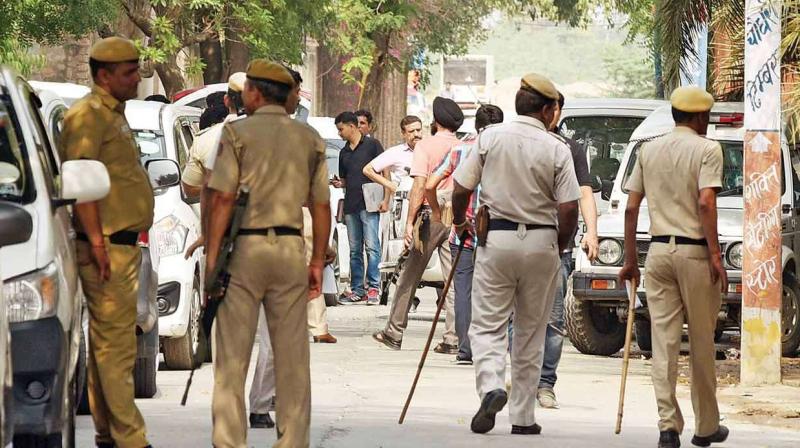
[536,92,599,409]
[333,111,386,305]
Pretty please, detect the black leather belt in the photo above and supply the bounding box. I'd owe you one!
[238,227,301,237]
[77,230,139,246]
[651,235,707,246]
[488,219,556,232]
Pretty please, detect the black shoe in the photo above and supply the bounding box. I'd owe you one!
[691,425,728,447]
[455,355,473,365]
[249,412,275,429]
[511,423,542,435]
[659,430,681,448]
[372,330,401,350]
[470,389,508,434]
[433,342,459,355]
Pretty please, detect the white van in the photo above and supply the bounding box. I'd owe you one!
[1,67,110,446]
[125,101,206,369]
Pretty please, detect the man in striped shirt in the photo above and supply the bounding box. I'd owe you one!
[425,104,505,364]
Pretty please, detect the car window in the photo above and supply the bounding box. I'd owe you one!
[622,140,745,196]
[558,116,644,182]
[173,121,189,170]
[49,105,67,162]
[135,131,166,164]
[20,84,60,194]
[325,138,344,177]
[0,104,27,201]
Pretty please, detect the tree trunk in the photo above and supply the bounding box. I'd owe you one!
[155,55,186,98]
[224,18,250,77]
[200,37,224,84]
[318,46,360,117]
[359,34,407,147]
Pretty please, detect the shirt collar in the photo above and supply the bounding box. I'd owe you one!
[254,105,288,115]
[91,85,123,113]
[513,115,547,131]
[673,126,699,136]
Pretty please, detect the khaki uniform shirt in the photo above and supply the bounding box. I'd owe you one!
[183,114,240,187]
[454,116,581,226]
[207,105,329,230]
[62,86,154,234]
[625,126,723,239]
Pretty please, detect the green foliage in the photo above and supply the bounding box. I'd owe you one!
[602,44,655,98]
[0,0,116,74]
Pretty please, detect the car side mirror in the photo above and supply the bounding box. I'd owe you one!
[591,175,602,193]
[59,160,111,206]
[600,180,614,201]
[0,202,33,247]
[145,158,181,189]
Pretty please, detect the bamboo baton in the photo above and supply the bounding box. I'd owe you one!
[398,232,468,424]
[615,279,638,434]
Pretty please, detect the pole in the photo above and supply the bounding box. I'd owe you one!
[742,0,783,385]
[398,234,467,424]
[615,280,637,434]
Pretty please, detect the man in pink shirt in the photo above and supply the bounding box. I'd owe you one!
[373,97,464,353]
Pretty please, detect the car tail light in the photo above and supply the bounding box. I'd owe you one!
[728,283,742,294]
[171,87,201,102]
[712,113,743,127]
[591,279,617,290]
[138,231,149,248]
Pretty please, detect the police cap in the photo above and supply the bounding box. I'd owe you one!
[90,37,140,63]
[520,73,559,101]
[670,86,714,113]
[246,60,295,87]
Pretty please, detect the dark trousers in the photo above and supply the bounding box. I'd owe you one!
[452,243,474,359]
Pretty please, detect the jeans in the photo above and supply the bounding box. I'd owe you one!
[452,243,474,359]
[538,252,574,389]
[345,210,381,295]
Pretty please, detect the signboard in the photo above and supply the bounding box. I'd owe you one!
[742,0,782,385]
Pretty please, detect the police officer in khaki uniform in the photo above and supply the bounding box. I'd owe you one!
[452,73,580,436]
[181,72,246,198]
[620,87,729,448]
[205,60,331,448]
[61,37,153,448]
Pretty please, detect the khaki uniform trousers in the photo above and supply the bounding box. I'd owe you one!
[470,228,559,427]
[77,241,148,448]
[645,240,721,437]
[249,210,327,415]
[213,232,310,448]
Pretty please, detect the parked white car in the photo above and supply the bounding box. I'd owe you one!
[125,101,207,369]
[175,82,312,122]
[1,66,111,446]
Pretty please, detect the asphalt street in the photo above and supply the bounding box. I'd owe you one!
[76,288,800,447]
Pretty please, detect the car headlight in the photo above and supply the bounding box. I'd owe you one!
[597,239,623,265]
[4,262,59,323]
[154,215,188,257]
[726,242,743,270]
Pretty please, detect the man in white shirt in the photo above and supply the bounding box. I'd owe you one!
[362,115,422,192]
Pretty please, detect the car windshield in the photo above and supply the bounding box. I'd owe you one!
[558,116,645,183]
[134,131,167,163]
[325,138,345,177]
[623,139,744,197]
[0,103,28,202]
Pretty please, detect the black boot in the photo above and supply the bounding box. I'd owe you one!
[511,423,542,435]
[659,430,681,448]
[691,425,729,447]
[470,389,508,434]
[249,412,275,429]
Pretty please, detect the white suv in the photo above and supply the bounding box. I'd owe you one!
[126,101,206,369]
[1,67,111,446]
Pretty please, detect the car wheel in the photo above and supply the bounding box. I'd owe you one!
[134,352,158,399]
[76,328,90,415]
[564,293,626,356]
[163,275,203,370]
[633,318,652,352]
[782,270,800,356]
